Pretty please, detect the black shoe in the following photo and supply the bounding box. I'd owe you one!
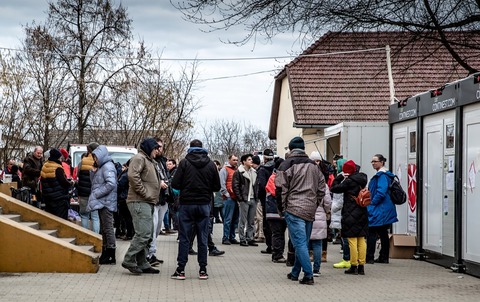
[141,267,160,274]
[147,255,162,267]
[189,249,198,255]
[286,261,294,267]
[121,263,142,275]
[345,266,358,275]
[366,259,375,264]
[222,239,231,245]
[248,241,258,246]
[374,258,389,263]
[240,241,249,247]
[261,248,272,254]
[358,265,365,275]
[299,276,314,285]
[272,257,287,263]
[287,273,298,281]
[209,248,225,256]
[229,239,240,244]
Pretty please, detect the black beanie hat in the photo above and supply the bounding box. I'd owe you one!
[49,148,62,161]
[87,142,99,153]
[288,136,305,150]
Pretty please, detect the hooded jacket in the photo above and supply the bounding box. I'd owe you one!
[331,172,369,238]
[171,148,221,205]
[275,150,326,222]
[310,186,332,240]
[256,159,275,202]
[127,138,161,204]
[367,169,398,227]
[87,145,117,212]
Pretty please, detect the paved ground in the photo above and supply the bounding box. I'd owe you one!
[1,223,479,302]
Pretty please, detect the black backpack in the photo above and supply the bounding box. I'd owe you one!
[388,175,407,205]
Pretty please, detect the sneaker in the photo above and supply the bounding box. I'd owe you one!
[141,267,160,274]
[121,263,142,275]
[272,257,287,263]
[287,273,298,281]
[147,255,162,267]
[222,239,231,245]
[333,259,351,269]
[374,258,389,264]
[248,241,258,246]
[198,270,209,280]
[261,248,272,254]
[189,249,198,255]
[240,241,249,247]
[299,276,314,285]
[313,271,321,277]
[171,269,186,280]
[229,239,240,244]
[209,248,225,256]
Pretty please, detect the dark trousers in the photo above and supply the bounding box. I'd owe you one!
[190,217,215,251]
[367,224,390,261]
[177,204,210,270]
[262,201,272,249]
[118,199,134,237]
[268,219,287,260]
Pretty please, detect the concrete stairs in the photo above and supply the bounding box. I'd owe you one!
[0,192,102,273]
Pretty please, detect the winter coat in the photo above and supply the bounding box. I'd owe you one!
[76,153,94,197]
[117,167,129,202]
[22,153,43,192]
[256,160,275,202]
[232,165,258,202]
[171,148,221,205]
[87,145,117,212]
[219,165,237,199]
[40,160,70,207]
[275,150,326,222]
[310,186,332,240]
[367,170,398,227]
[331,172,369,238]
[265,172,282,220]
[330,173,345,230]
[127,140,161,204]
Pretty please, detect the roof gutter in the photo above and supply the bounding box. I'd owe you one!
[292,122,333,129]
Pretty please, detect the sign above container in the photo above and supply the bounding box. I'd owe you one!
[418,82,460,117]
[458,73,480,106]
[389,95,418,124]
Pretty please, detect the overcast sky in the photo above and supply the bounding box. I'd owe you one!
[0,0,303,133]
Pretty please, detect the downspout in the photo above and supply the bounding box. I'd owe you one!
[386,45,396,105]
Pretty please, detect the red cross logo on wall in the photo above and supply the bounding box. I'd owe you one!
[407,164,417,212]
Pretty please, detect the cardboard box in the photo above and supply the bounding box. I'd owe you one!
[389,234,417,259]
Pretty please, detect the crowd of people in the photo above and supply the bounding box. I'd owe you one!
[1,135,398,284]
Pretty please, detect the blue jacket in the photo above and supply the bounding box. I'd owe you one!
[87,145,118,212]
[367,170,398,227]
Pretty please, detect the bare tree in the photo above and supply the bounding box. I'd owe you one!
[173,0,480,73]
[43,0,146,143]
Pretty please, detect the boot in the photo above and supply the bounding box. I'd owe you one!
[100,248,116,265]
[99,247,108,264]
[322,251,327,262]
[344,265,358,275]
[358,265,365,275]
[286,252,295,267]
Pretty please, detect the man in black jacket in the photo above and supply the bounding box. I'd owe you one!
[170,139,220,280]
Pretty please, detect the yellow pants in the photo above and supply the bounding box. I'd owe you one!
[348,237,366,266]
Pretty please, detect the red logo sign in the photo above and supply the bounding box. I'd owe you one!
[407,164,417,212]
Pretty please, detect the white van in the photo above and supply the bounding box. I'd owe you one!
[69,144,137,168]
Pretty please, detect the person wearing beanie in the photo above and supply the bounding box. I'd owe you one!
[331,159,369,275]
[366,154,398,264]
[87,142,100,153]
[122,137,161,275]
[275,136,326,285]
[40,148,72,220]
[257,148,276,255]
[288,136,305,151]
[170,139,220,280]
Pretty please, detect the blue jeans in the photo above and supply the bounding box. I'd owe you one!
[310,239,323,273]
[80,210,100,234]
[177,204,210,271]
[285,212,313,278]
[222,198,239,241]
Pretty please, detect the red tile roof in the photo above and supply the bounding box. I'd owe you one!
[269,31,480,139]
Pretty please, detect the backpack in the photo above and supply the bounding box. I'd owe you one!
[389,175,407,205]
[351,187,371,207]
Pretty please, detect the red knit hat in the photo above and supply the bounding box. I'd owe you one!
[59,148,69,160]
[342,160,356,175]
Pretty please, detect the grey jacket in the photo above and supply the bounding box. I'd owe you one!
[87,145,117,212]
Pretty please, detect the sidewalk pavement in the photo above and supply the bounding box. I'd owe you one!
[1,223,479,302]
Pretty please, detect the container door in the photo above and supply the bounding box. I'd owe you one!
[463,103,480,263]
[392,125,408,234]
[423,121,443,253]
